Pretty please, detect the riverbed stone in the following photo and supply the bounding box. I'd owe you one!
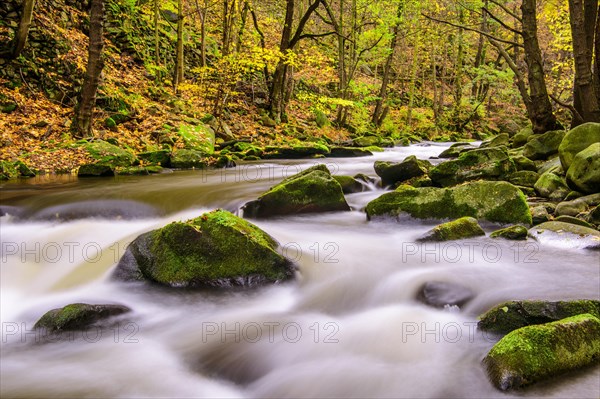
[522,130,565,161]
[328,147,373,157]
[490,225,528,240]
[263,143,330,159]
[512,155,537,172]
[508,171,539,188]
[530,205,551,225]
[555,199,589,217]
[374,156,431,187]
[113,209,294,287]
[566,143,600,194]
[333,175,364,194]
[512,127,534,148]
[170,149,208,169]
[243,164,350,218]
[483,314,600,390]
[78,163,115,177]
[480,133,509,148]
[528,221,600,249]
[34,303,131,332]
[83,140,137,167]
[438,143,475,158]
[478,299,600,334]
[559,122,600,170]
[417,281,475,309]
[352,136,380,147]
[366,181,531,225]
[417,217,485,242]
[137,150,171,166]
[429,147,516,187]
[534,172,570,201]
[554,215,594,228]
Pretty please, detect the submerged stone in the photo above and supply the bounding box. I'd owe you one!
[483,314,600,390]
[113,209,294,288]
[243,164,350,218]
[366,181,531,225]
[417,281,475,309]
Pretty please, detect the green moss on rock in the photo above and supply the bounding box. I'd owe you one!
[534,172,570,201]
[483,314,600,390]
[243,164,350,218]
[429,147,516,187]
[83,140,137,167]
[113,209,294,287]
[554,215,594,228]
[170,149,208,169]
[566,143,600,195]
[78,164,115,177]
[478,300,600,334]
[508,171,539,188]
[353,136,381,147]
[559,122,600,170]
[0,160,19,180]
[328,147,373,157]
[374,156,431,187]
[366,181,532,225]
[34,303,130,332]
[522,130,565,161]
[490,225,528,240]
[512,155,537,172]
[177,124,215,154]
[333,175,364,194]
[137,150,171,166]
[417,217,485,242]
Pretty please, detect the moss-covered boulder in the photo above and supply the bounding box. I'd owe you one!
[478,300,600,334]
[490,225,528,240]
[480,133,509,148]
[559,122,600,170]
[374,156,431,187]
[137,150,171,166]
[566,143,600,194]
[333,175,364,194]
[528,221,600,249]
[243,164,350,218]
[522,130,565,161]
[438,143,475,159]
[512,127,534,148]
[177,123,215,154]
[417,217,485,242]
[78,164,115,177]
[83,140,137,167]
[416,281,475,309]
[352,136,380,147]
[429,147,516,187]
[14,161,35,177]
[170,149,208,169]
[366,181,532,225]
[508,171,539,188]
[263,143,330,159]
[0,160,19,180]
[512,155,537,172]
[34,303,131,333]
[534,172,570,201]
[586,206,600,226]
[113,209,294,287]
[328,147,373,157]
[483,314,600,390]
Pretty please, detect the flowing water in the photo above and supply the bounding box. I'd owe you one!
[1,143,599,398]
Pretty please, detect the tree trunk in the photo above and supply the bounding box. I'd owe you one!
[521,0,559,133]
[372,1,404,126]
[452,8,465,130]
[75,0,105,138]
[595,4,600,104]
[472,0,488,99]
[9,0,36,59]
[173,0,185,90]
[569,0,600,124]
[154,0,160,65]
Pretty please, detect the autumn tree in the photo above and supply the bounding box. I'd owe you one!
[1,0,36,59]
[75,0,106,138]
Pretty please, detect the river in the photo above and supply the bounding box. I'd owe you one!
[1,143,599,398]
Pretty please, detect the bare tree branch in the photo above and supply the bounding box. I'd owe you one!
[483,7,522,36]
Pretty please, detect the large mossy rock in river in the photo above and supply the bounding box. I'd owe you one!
[429,147,516,187]
[83,140,137,167]
[34,303,131,332]
[522,130,565,161]
[333,175,364,194]
[365,181,532,225]
[243,164,350,218]
[566,143,600,194]
[417,217,485,242]
[559,122,600,170]
[113,209,294,287]
[374,156,431,187]
[478,299,600,334]
[483,314,600,391]
[170,149,209,169]
[489,225,528,240]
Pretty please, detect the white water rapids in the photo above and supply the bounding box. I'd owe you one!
[1,143,599,398]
